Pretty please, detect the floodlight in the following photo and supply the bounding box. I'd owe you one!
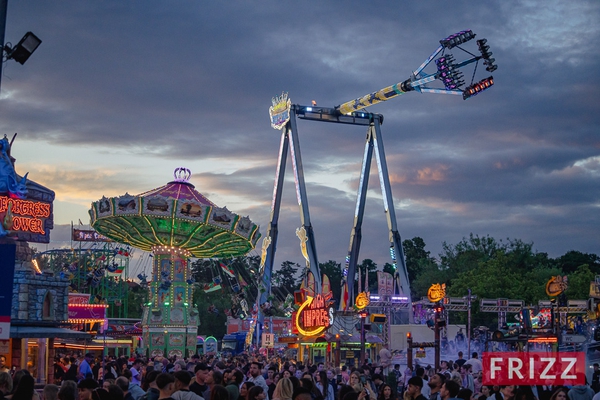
[4,31,42,65]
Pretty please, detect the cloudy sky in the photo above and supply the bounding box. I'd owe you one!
[2,1,599,272]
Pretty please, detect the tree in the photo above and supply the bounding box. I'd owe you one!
[402,237,435,284]
[557,251,600,275]
[273,261,300,294]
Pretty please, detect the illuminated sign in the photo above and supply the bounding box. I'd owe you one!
[546,276,568,297]
[0,196,50,234]
[295,294,334,336]
[355,291,370,310]
[72,228,111,242]
[427,283,446,303]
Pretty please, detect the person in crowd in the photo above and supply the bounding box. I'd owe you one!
[427,374,445,400]
[491,386,514,400]
[156,373,177,400]
[291,388,312,400]
[439,381,460,400]
[457,365,473,393]
[225,370,243,400]
[190,364,210,397]
[78,354,94,380]
[211,386,231,400]
[117,376,135,400]
[122,369,146,400]
[10,373,38,400]
[414,370,429,399]
[476,386,491,400]
[377,384,396,400]
[58,380,78,400]
[239,383,255,400]
[141,371,160,396]
[43,384,59,400]
[464,355,481,375]
[0,357,9,374]
[456,389,472,400]
[349,372,362,394]
[203,370,224,400]
[316,372,334,400]
[513,387,535,400]
[171,370,204,400]
[454,354,465,369]
[405,378,426,400]
[272,378,293,400]
[568,380,594,400]
[91,388,111,400]
[248,363,270,400]
[77,378,99,400]
[131,359,145,386]
[0,371,12,399]
[248,387,266,400]
[548,389,568,400]
[106,384,126,400]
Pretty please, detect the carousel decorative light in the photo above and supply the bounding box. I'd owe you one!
[90,167,260,358]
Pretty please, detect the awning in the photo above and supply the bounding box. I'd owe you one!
[10,326,93,339]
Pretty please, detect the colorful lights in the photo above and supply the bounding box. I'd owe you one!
[463,76,494,100]
[440,30,476,49]
[436,55,464,90]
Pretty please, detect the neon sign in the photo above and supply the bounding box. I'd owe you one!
[0,196,51,234]
[295,294,334,336]
[427,283,446,303]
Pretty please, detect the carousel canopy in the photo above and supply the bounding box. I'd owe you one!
[89,168,260,257]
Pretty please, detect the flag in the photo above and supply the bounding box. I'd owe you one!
[339,281,349,311]
[203,282,222,293]
[237,273,248,287]
[220,262,235,278]
[106,264,124,276]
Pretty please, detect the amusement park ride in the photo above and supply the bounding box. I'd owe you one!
[260,30,498,338]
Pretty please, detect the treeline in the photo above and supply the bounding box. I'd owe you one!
[190,234,599,335]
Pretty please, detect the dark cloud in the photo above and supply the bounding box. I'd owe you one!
[3,0,600,270]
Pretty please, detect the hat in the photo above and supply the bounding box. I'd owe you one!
[78,378,99,390]
[407,377,423,388]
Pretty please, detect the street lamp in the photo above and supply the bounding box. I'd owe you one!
[3,31,42,64]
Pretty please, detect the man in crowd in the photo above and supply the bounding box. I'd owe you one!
[465,353,482,374]
[156,372,177,400]
[459,365,473,393]
[77,378,99,400]
[190,363,209,397]
[440,381,460,400]
[131,359,145,386]
[438,362,451,380]
[454,352,466,368]
[248,362,270,400]
[117,376,136,400]
[428,373,446,400]
[226,370,243,400]
[79,353,94,379]
[172,370,204,400]
[203,370,224,400]
[139,370,160,400]
[0,356,8,374]
[406,377,428,400]
[416,368,430,398]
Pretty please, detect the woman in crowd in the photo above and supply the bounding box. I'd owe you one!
[0,372,13,399]
[548,388,568,400]
[57,381,77,400]
[248,386,266,400]
[316,371,334,400]
[239,382,255,400]
[377,384,396,400]
[8,372,39,400]
[212,385,232,400]
[272,378,293,400]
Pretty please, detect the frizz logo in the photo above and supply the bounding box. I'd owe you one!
[482,352,585,386]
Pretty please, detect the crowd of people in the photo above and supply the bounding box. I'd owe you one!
[0,351,598,400]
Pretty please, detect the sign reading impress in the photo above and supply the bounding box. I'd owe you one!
[295,293,334,337]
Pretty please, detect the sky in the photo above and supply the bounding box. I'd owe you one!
[2,1,599,274]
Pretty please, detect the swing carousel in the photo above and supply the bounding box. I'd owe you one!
[89,167,260,358]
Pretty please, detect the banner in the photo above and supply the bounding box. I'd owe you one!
[0,244,16,339]
[72,228,111,242]
[377,271,394,296]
